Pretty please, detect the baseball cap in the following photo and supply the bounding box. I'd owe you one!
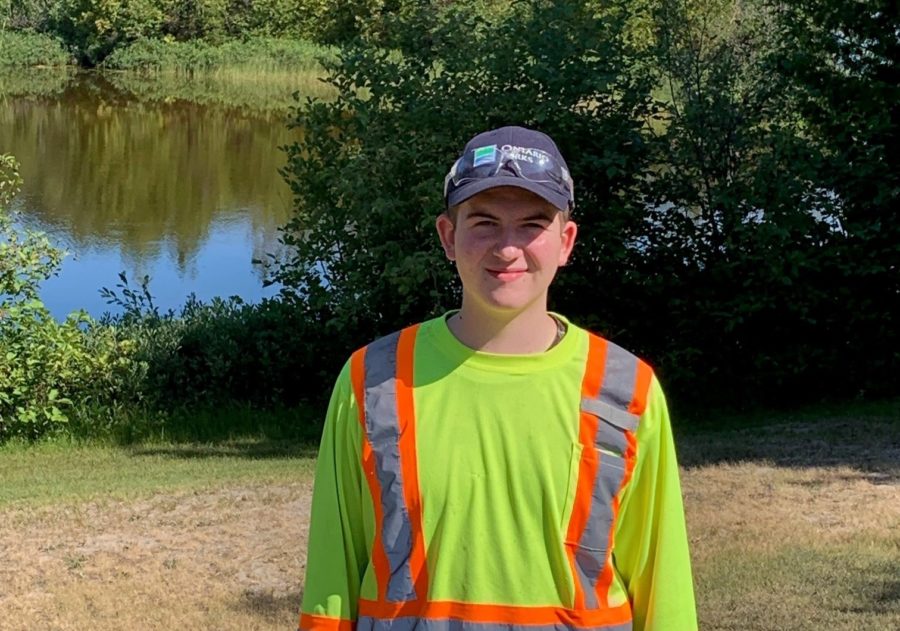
[444,126,574,211]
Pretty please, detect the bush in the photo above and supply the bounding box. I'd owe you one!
[0,155,138,440]
[0,30,71,66]
[770,0,900,395]
[104,292,329,411]
[47,0,167,66]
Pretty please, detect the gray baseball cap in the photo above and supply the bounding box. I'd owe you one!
[444,126,574,211]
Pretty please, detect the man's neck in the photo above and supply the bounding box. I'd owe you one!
[448,301,559,354]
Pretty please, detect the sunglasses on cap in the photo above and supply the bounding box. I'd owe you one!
[443,145,574,209]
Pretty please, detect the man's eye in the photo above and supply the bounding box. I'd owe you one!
[524,222,548,229]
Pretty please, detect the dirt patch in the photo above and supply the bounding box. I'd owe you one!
[0,482,312,630]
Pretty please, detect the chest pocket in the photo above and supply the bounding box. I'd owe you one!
[580,397,638,458]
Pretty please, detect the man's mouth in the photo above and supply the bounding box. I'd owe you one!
[486,268,527,281]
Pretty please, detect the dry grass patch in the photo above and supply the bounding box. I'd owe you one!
[681,414,900,630]
[0,482,312,630]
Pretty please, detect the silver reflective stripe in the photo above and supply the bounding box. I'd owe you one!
[596,343,637,410]
[574,455,627,608]
[364,331,416,602]
[573,339,641,608]
[595,422,628,456]
[580,398,638,432]
[357,617,632,631]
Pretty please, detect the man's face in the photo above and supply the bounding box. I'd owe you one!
[436,186,577,317]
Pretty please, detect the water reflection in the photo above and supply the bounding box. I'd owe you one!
[0,71,296,318]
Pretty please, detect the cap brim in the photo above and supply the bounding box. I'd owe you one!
[447,177,570,212]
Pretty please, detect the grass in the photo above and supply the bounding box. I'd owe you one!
[0,437,316,508]
[681,401,900,630]
[0,439,316,628]
[2,36,337,111]
[105,67,334,112]
[65,404,326,447]
[0,400,897,629]
[102,37,337,74]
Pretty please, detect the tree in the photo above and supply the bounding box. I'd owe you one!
[277,0,657,362]
[771,0,900,393]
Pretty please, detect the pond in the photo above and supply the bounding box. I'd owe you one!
[1,70,301,320]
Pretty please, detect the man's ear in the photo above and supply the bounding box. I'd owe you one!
[435,213,457,261]
[558,219,578,266]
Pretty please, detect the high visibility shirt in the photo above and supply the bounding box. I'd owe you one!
[299,314,697,631]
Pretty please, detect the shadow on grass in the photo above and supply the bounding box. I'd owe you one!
[233,588,304,624]
[676,401,900,483]
[128,439,318,460]
[836,555,900,617]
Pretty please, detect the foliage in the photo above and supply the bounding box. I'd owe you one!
[769,0,900,393]
[100,288,328,412]
[46,0,167,66]
[102,36,336,73]
[3,0,514,67]
[278,0,657,375]
[0,29,71,66]
[625,0,846,397]
[278,0,899,406]
[0,155,138,440]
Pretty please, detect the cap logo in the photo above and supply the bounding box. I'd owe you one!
[500,145,551,165]
[472,145,497,167]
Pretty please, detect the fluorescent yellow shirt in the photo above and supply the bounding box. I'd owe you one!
[301,314,697,631]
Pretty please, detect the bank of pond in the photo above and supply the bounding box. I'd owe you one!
[1,32,336,110]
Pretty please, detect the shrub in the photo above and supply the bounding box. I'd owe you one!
[0,155,138,441]
[102,291,327,411]
[0,30,71,66]
[47,0,168,65]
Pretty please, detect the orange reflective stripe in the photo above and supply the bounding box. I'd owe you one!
[350,346,367,427]
[628,360,653,417]
[299,613,355,631]
[358,599,632,627]
[594,358,653,608]
[565,334,608,609]
[350,346,391,602]
[395,324,429,601]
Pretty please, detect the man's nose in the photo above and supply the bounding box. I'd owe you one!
[492,228,522,259]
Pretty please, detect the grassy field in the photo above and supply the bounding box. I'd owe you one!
[0,402,897,630]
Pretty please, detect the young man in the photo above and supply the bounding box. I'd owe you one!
[299,126,697,631]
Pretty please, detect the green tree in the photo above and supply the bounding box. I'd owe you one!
[633,0,846,398]
[771,0,900,393]
[277,0,658,387]
[48,0,165,65]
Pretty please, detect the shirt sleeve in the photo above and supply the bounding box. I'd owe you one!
[299,360,368,631]
[613,374,697,631]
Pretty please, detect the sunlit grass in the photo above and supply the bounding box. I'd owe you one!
[0,436,316,508]
[103,37,336,73]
